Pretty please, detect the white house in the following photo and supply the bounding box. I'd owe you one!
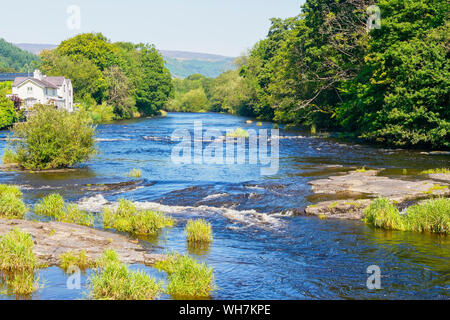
[11,70,73,112]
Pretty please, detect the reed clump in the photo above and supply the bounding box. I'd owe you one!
[103,199,175,235]
[155,253,215,298]
[89,249,162,300]
[0,184,27,219]
[185,219,213,244]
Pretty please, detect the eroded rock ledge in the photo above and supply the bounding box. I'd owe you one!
[305,170,450,220]
[0,219,165,267]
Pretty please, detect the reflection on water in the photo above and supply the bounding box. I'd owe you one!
[0,113,449,300]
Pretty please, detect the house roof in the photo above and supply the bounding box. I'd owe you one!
[43,76,66,87]
[13,77,59,89]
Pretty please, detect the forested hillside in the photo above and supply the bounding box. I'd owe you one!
[172,0,449,149]
[0,39,40,72]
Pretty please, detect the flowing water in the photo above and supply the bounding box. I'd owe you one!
[0,112,449,300]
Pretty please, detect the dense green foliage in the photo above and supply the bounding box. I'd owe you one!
[0,39,40,72]
[0,82,18,129]
[203,0,449,149]
[39,33,173,119]
[7,105,96,170]
[364,198,450,234]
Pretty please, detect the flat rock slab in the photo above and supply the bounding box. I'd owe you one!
[305,170,449,220]
[0,219,165,267]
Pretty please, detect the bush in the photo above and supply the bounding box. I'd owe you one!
[34,194,94,227]
[364,198,450,234]
[89,249,162,300]
[155,253,215,298]
[7,105,96,170]
[185,219,213,244]
[0,184,26,219]
[2,149,19,164]
[103,199,175,235]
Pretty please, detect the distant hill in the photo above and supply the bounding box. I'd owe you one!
[15,43,57,54]
[0,39,40,72]
[15,43,236,78]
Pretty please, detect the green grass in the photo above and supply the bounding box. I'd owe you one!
[0,228,39,272]
[226,128,249,138]
[103,199,175,235]
[155,253,215,298]
[421,168,450,175]
[34,194,94,226]
[5,271,40,296]
[60,250,96,272]
[256,122,263,127]
[127,168,142,178]
[423,184,448,195]
[0,186,27,219]
[403,198,450,233]
[185,219,213,244]
[89,250,163,300]
[364,198,450,234]
[355,167,370,173]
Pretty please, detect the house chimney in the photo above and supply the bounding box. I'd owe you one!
[33,70,42,80]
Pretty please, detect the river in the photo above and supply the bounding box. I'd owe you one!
[0,112,449,300]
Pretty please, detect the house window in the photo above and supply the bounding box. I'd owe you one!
[27,87,33,93]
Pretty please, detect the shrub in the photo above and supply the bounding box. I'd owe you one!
[185,219,213,244]
[60,250,96,272]
[0,229,39,272]
[89,250,162,300]
[155,253,215,298]
[364,198,450,234]
[128,168,142,178]
[34,194,94,227]
[103,199,175,235]
[2,149,18,164]
[226,128,249,138]
[7,105,96,170]
[0,185,26,219]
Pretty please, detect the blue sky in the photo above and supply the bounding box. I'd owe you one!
[1,0,304,56]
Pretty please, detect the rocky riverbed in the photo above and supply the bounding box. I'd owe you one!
[305,170,450,220]
[0,219,165,266]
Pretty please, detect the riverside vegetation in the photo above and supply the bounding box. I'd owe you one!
[185,219,213,244]
[364,198,450,234]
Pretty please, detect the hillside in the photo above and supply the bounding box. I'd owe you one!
[0,39,40,72]
[15,43,236,78]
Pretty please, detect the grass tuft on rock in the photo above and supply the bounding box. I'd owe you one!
[0,228,39,273]
[155,253,215,298]
[103,199,175,235]
[34,194,94,226]
[421,168,450,175]
[0,185,27,219]
[60,250,96,272]
[185,219,213,244]
[128,168,142,178]
[89,249,162,300]
[364,198,449,234]
[226,128,249,138]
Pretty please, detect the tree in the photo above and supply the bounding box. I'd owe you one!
[0,83,18,129]
[135,44,173,116]
[103,66,136,118]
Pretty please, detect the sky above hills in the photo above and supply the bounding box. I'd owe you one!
[1,0,304,57]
